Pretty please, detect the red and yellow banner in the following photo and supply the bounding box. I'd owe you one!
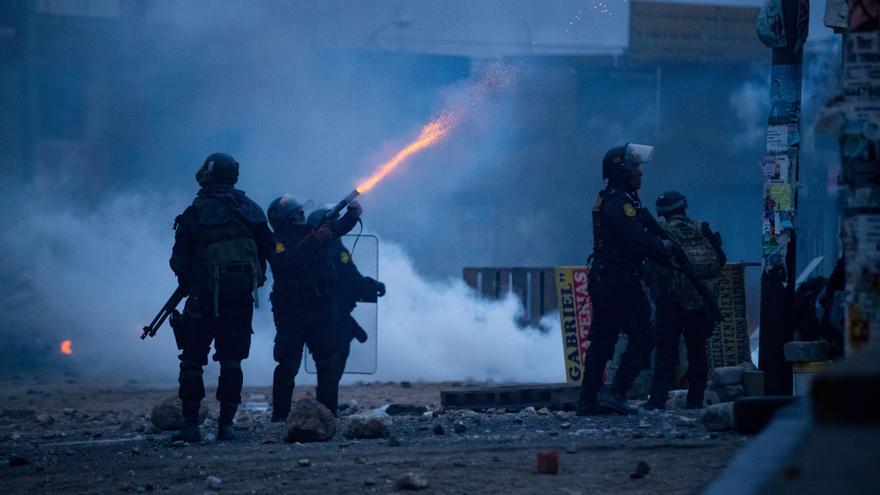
[554,267,593,383]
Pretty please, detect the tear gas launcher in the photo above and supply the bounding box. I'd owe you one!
[141,286,186,339]
[315,189,361,228]
[638,209,724,322]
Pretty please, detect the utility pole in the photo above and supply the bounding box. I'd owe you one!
[757,0,809,395]
[838,2,880,354]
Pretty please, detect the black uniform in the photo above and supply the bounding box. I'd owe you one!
[579,186,668,406]
[269,210,359,418]
[170,184,274,425]
[326,238,383,374]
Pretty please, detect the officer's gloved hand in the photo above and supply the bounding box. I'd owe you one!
[177,277,190,296]
[347,200,363,219]
[376,281,386,298]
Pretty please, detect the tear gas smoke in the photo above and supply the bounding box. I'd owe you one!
[1,196,562,385]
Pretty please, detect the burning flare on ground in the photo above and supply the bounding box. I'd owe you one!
[60,339,73,355]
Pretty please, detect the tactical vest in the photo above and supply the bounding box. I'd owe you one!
[663,215,722,311]
[190,197,262,316]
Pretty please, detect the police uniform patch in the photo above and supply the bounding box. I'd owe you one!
[340,251,351,264]
[623,203,637,218]
[275,242,286,254]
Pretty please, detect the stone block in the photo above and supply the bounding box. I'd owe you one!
[783,341,830,363]
[743,371,765,397]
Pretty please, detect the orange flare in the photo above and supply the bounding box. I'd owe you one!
[60,339,73,355]
[356,112,456,193]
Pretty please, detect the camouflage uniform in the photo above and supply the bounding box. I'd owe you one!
[645,214,724,409]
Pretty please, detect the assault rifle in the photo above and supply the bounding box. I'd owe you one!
[141,286,187,339]
[638,209,724,322]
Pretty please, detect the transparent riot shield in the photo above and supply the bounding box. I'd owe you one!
[305,234,378,375]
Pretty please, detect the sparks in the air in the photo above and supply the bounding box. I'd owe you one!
[60,339,73,355]
[354,63,517,195]
[356,111,458,194]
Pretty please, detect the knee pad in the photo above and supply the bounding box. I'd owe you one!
[179,360,204,380]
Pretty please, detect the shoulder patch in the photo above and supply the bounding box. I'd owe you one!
[623,203,637,218]
[275,242,286,254]
[592,195,604,212]
[340,251,351,264]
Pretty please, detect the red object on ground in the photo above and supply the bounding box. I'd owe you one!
[536,450,559,474]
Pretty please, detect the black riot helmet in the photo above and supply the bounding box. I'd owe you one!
[601,143,654,180]
[195,152,239,186]
[656,190,688,217]
[267,195,312,231]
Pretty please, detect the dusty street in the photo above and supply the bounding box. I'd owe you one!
[1,375,746,494]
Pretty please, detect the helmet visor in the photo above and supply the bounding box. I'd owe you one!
[625,143,654,165]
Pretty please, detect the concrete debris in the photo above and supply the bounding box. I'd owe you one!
[783,341,830,363]
[536,407,550,415]
[701,403,735,432]
[297,458,311,467]
[206,475,222,490]
[674,416,697,428]
[394,472,429,491]
[432,424,445,435]
[150,397,207,431]
[35,414,54,425]
[386,404,428,416]
[343,417,390,439]
[710,385,744,403]
[630,461,650,479]
[710,366,746,386]
[285,398,336,443]
[743,371,765,397]
[453,421,467,433]
[388,435,401,447]
[536,450,559,474]
[666,390,689,410]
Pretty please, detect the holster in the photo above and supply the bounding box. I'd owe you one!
[168,309,188,350]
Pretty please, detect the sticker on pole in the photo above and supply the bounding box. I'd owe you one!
[305,234,379,375]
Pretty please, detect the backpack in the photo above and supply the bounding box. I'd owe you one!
[664,216,722,312]
[193,197,263,316]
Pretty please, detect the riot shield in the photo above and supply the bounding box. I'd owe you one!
[305,234,379,375]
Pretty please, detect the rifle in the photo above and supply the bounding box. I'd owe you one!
[638,209,724,322]
[141,286,187,339]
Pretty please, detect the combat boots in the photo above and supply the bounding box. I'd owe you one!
[217,402,238,441]
[598,389,639,415]
[575,399,609,416]
[171,421,201,443]
[642,398,666,411]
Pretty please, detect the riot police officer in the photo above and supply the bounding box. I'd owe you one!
[306,208,386,378]
[170,153,274,442]
[576,144,671,416]
[644,191,726,410]
[267,196,361,420]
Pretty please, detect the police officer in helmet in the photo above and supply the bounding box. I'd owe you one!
[170,153,274,442]
[306,208,386,380]
[267,196,362,420]
[576,143,672,416]
[644,191,725,410]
